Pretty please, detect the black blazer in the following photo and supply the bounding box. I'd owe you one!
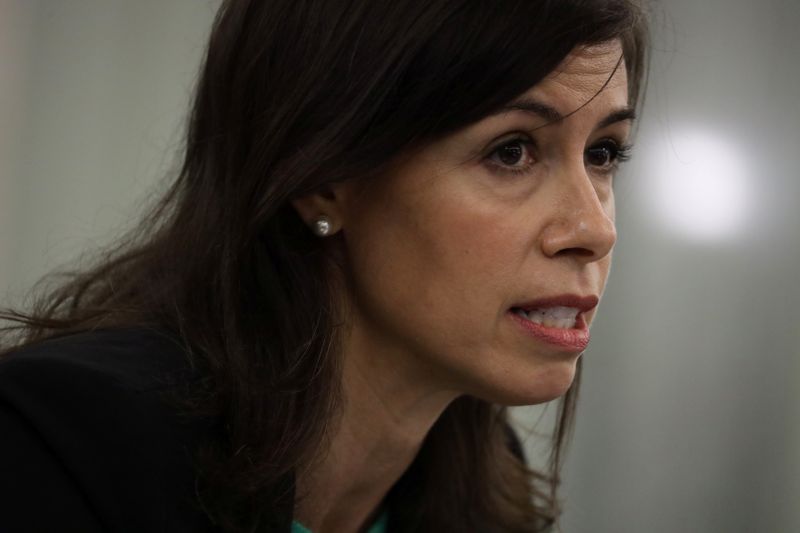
[0,327,527,532]
[0,328,220,532]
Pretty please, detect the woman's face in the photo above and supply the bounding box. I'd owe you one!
[331,41,632,406]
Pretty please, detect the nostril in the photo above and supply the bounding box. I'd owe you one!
[555,247,594,258]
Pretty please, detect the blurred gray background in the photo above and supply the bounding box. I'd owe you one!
[1,1,798,532]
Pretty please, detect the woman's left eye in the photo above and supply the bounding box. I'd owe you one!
[585,139,632,171]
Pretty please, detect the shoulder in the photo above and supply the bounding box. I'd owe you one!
[0,327,202,464]
[0,326,193,389]
[0,327,214,532]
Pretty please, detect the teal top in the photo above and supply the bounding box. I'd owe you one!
[291,509,388,533]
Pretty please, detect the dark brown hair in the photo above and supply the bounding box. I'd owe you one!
[1,1,648,531]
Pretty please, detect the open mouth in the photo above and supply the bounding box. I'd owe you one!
[510,306,580,329]
[506,295,598,351]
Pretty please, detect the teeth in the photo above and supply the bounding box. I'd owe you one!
[514,306,579,329]
[540,316,576,328]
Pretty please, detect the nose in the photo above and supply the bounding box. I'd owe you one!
[540,170,617,262]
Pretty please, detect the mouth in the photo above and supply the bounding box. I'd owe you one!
[507,294,599,352]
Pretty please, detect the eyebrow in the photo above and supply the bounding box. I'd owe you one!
[493,97,636,129]
[597,107,637,128]
[498,98,564,122]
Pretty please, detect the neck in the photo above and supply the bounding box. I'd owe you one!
[294,318,458,533]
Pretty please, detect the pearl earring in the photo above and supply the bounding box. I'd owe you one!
[312,215,332,237]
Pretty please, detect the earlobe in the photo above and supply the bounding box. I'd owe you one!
[310,215,333,237]
[290,187,344,237]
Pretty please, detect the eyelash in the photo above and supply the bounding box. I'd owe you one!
[484,135,633,176]
[484,136,536,176]
[587,139,633,173]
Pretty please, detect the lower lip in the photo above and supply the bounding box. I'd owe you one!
[507,310,590,352]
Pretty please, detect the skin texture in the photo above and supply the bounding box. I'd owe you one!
[292,41,632,533]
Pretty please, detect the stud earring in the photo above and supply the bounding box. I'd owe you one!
[312,215,332,237]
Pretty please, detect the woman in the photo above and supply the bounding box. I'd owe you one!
[0,0,648,531]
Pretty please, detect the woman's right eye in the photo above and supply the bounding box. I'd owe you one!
[485,138,536,175]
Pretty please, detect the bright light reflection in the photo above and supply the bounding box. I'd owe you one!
[648,128,749,241]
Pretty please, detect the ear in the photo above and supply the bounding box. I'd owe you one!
[290,183,347,236]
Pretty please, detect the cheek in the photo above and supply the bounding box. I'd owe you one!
[603,193,616,275]
[441,207,527,309]
[607,187,616,220]
[412,189,527,309]
[342,181,527,359]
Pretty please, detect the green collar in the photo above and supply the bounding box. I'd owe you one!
[291,509,388,533]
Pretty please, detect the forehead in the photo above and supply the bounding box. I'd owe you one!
[530,40,629,112]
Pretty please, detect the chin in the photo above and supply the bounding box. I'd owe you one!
[482,359,579,407]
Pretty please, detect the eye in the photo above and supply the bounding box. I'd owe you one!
[585,138,632,171]
[485,137,536,175]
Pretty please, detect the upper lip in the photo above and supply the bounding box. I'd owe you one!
[511,294,599,313]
